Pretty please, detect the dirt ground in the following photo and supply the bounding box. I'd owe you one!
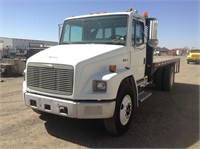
[0,56,199,148]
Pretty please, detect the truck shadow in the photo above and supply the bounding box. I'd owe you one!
[41,82,199,148]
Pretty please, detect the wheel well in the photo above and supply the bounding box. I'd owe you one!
[118,76,138,106]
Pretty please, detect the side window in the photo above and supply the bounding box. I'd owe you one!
[135,21,144,45]
[96,29,103,39]
[105,28,112,38]
[132,20,144,45]
[93,28,112,39]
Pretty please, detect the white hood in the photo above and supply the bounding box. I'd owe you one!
[27,44,124,65]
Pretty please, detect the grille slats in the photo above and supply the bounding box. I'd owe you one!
[27,63,74,95]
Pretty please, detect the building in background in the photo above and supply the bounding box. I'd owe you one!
[0,37,58,60]
[154,47,189,56]
[0,42,3,60]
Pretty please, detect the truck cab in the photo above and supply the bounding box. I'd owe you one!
[23,9,179,135]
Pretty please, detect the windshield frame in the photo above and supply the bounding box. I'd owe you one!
[59,14,129,46]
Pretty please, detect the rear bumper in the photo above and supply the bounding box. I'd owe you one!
[24,92,115,119]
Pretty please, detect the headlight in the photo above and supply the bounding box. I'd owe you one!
[93,80,107,92]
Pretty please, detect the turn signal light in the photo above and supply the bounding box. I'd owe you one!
[109,65,116,72]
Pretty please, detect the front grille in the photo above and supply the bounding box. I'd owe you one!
[27,63,74,95]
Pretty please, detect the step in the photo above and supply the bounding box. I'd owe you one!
[138,91,152,103]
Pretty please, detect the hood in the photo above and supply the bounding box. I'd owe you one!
[27,44,124,65]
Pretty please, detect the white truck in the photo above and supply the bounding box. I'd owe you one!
[23,9,180,135]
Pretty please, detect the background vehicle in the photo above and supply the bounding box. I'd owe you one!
[187,48,200,64]
[23,9,180,136]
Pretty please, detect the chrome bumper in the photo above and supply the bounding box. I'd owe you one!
[24,92,115,119]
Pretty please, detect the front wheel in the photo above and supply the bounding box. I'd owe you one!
[104,85,134,136]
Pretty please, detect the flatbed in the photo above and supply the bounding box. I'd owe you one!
[153,56,180,73]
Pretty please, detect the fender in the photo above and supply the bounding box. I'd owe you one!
[94,68,137,100]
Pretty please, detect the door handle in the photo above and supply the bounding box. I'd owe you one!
[143,58,146,64]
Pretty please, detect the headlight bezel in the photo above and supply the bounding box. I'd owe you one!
[93,80,107,92]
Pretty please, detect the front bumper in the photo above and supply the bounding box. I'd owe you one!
[187,58,200,63]
[24,92,115,119]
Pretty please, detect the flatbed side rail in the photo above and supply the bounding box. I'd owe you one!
[153,58,180,73]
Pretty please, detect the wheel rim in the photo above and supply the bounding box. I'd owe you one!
[120,95,132,126]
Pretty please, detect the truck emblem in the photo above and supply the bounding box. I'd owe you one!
[49,56,58,58]
[123,59,128,62]
[42,64,54,68]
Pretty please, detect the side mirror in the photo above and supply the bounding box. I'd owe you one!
[147,19,158,48]
[148,39,158,48]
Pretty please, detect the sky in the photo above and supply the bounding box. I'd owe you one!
[0,0,199,49]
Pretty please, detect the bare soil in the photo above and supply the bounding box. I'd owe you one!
[0,56,199,148]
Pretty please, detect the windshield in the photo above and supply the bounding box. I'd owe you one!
[60,15,128,45]
[191,49,200,53]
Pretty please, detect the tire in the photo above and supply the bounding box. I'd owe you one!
[104,85,134,136]
[154,68,164,90]
[163,65,175,91]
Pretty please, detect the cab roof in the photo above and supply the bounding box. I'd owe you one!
[64,10,144,21]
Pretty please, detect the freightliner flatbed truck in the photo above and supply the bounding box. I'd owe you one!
[23,9,180,135]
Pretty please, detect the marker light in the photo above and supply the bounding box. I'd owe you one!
[142,12,148,17]
[109,65,116,72]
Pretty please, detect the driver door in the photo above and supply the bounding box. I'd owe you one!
[130,19,146,81]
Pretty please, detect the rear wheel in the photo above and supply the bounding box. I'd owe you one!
[163,65,175,91]
[154,68,164,90]
[104,85,134,136]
